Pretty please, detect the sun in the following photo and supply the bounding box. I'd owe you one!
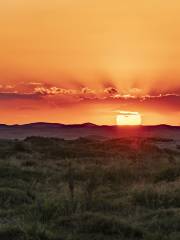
[116,111,142,126]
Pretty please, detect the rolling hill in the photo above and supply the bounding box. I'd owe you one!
[0,122,180,140]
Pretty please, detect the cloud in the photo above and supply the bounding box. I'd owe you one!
[34,87,77,95]
[28,82,43,86]
[80,93,180,113]
[0,82,180,115]
[116,111,140,116]
[81,87,95,94]
[34,86,97,97]
[0,92,41,100]
[104,87,119,95]
[5,85,14,89]
[0,84,15,90]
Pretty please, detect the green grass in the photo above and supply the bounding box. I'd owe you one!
[0,137,179,239]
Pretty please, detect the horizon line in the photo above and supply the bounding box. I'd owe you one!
[0,122,180,127]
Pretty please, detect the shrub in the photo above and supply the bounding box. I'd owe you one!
[154,167,180,182]
[142,209,180,237]
[20,222,58,240]
[0,165,44,182]
[132,184,180,209]
[0,226,22,240]
[21,160,38,167]
[0,187,32,207]
[76,212,143,239]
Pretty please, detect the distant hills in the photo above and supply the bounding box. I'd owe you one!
[0,122,180,140]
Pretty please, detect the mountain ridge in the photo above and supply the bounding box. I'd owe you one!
[0,122,180,140]
[0,122,179,128]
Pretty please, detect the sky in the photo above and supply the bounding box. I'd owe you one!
[0,0,180,125]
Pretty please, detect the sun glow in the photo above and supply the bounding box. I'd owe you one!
[116,111,142,126]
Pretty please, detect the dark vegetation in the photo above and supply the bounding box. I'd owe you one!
[0,136,180,239]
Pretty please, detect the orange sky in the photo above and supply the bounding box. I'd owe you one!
[0,0,180,125]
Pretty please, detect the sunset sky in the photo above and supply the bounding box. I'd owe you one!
[0,0,180,125]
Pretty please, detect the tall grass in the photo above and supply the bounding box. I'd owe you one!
[0,137,179,239]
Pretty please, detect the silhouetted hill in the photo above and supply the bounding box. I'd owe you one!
[0,122,180,140]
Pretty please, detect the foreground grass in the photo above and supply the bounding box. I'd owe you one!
[0,137,179,239]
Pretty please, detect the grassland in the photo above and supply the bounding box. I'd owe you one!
[0,136,180,240]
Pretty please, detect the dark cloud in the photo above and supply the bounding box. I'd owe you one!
[141,94,180,112]
[0,85,180,115]
[104,87,118,95]
[0,92,42,100]
[80,94,180,113]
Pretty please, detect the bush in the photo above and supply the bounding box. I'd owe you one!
[76,212,143,239]
[154,167,180,183]
[0,226,22,240]
[0,187,32,207]
[142,209,180,237]
[20,222,59,240]
[132,184,180,209]
[0,165,44,182]
[21,160,38,167]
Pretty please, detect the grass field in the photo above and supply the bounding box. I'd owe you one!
[0,136,180,240]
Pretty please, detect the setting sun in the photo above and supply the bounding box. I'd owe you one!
[116,111,142,126]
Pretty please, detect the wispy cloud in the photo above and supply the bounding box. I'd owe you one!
[0,92,41,100]
[0,83,179,114]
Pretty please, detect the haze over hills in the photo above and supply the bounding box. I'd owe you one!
[0,122,180,140]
